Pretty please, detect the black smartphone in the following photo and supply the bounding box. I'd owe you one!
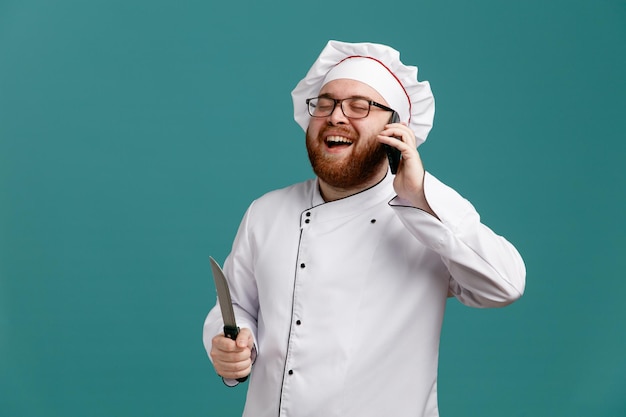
[384,111,402,174]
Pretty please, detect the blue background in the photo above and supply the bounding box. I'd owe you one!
[1,0,625,416]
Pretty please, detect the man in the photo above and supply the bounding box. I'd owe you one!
[203,40,526,417]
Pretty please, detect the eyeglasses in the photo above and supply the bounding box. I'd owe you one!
[306,96,395,119]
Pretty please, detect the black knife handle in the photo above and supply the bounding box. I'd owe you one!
[223,325,239,340]
[224,325,249,383]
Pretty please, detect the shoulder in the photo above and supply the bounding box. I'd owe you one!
[248,179,316,214]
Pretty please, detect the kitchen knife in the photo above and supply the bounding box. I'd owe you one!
[209,256,248,383]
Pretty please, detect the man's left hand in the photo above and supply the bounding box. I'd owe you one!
[378,122,436,217]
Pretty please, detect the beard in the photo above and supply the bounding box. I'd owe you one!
[305,127,387,189]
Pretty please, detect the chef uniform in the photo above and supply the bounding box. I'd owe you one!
[203,41,526,417]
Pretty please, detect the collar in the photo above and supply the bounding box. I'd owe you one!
[308,171,395,221]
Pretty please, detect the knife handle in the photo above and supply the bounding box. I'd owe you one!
[224,325,249,383]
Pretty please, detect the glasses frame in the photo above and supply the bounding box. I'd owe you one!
[306,96,396,119]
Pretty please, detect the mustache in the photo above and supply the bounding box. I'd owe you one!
[320,125,355,138]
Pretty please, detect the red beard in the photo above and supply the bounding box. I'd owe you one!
[305,127,387,189]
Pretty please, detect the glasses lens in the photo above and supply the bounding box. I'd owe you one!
[309,97,335,117]
[343,98,370,118]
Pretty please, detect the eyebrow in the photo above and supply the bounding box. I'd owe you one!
[318,93,374,101]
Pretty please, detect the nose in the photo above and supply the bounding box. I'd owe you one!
[328,102,349,125]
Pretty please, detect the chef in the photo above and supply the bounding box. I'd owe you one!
[203,40,526,417]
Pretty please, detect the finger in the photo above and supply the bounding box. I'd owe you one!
[385,118,407,127]
[383,125,416,146]
[377,132,410,151]
[211,334,252,361]
[212,333,238,352]
[216,357,252,374]
[218,363,252,380]
[210,346,251,363]
[236,328,255,349]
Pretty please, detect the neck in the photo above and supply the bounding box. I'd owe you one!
[318,165,388,202]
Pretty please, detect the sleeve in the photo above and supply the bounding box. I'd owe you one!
[202,201,260,385]
[389,172,526,308]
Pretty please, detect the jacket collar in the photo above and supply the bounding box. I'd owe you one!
[308,171,395,220]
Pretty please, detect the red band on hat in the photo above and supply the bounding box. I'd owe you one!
[336,55,412,123]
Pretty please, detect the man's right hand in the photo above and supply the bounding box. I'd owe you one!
[210,327,254,380]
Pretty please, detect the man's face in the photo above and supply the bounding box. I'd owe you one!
[305,79,392,190]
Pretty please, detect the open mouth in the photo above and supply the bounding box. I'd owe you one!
[325,136,353,148]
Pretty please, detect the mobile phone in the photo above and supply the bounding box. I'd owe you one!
[384,112,402,174]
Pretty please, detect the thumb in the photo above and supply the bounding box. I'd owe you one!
[237,327,254,349]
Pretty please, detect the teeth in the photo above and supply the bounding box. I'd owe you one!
[326,136,352,144]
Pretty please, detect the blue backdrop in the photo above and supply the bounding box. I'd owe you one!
[1,0,625,416]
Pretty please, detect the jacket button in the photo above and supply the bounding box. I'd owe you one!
[300,263,305,268]
[296,320,301,325]
[288,370,294,375]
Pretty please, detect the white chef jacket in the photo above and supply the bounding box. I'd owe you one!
[203,171,525,417]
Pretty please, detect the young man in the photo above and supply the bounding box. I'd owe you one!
[204,40,526,417]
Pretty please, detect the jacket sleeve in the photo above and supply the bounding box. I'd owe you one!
[389,172,526,307]
[203,202,260,385]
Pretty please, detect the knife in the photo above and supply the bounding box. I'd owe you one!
[209,256,249,383]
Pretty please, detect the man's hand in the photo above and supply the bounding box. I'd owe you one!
[378,122,436,217]
[210,328,254,380]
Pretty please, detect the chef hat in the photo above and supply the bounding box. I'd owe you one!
[291,40,435,145]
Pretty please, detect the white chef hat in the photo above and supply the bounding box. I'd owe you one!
[291,40,435,145]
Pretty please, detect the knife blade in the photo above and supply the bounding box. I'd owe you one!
[209,256,248,382]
